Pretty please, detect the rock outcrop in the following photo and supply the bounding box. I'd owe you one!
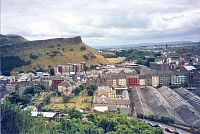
[0,36,82,55]
[0,34,28,46]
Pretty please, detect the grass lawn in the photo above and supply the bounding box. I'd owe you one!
[44,95,93,110]
[106,57,125,64]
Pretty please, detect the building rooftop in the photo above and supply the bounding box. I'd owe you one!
[31,111,56,118]
[183,65,196,71]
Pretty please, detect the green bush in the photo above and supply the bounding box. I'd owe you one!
[80,46,86,51]
[83,54,96,60]
[29,54,38,60]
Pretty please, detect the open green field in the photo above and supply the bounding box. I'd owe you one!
[44,95,93,110]
[106,57,125,64]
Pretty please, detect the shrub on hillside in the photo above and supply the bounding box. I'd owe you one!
[29,54,38,60]
[80,46,86,51]
[83,54,96,60]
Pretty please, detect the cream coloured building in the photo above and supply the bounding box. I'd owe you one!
[139,79,146,86]
[152,76,159,87]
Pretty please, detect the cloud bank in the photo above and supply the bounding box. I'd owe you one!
[2,0,200,46]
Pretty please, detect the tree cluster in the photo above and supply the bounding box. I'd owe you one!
[73,85,85,95]
[1,102,164,134]
[115,49,156,67]
[7,86,42,106]
[86,84,98,96]
[137,113,174,124]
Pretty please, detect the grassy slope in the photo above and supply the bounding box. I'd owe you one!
[11,43,110,74]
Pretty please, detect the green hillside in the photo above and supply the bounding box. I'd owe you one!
[1,42,110,75]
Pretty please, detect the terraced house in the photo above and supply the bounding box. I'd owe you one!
[96,68,135,87]
[93,86,131,115]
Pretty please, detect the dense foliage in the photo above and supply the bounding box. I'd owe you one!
[1,101,164,134]
[73,85,85,95]
[137,114,174,124]
[73,84,97,96]
[7,86,42,106]
[1,56,31,75]
[115,50,155,66]
[7,94,32,105]
[86,84,98,96]
[23,86,42,96]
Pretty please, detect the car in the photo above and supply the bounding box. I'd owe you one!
[154,124,162,128]
[173,131,182,134]
[165,128,174,133]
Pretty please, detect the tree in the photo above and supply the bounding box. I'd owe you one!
[74,87,82,96]
[87,89,94,96]
[68,108,83,119]
[87,114,96,123]
[84,124,104,134]
[79,85,84,90]
[115,125,134,134]
[98,118,119,133]
[7,94,32,105]
[159,116,174,124]
[1,100,164,134]
[90,84,97,91]
[1,102,22,133]
[155,128,164,134]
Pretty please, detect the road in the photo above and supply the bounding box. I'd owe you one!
[146,120,193,134]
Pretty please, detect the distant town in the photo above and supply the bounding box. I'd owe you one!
[1,43,200,134]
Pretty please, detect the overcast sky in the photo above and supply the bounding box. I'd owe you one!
[1,0,200,46]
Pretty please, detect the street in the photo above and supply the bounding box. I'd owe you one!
[146,120,193,134]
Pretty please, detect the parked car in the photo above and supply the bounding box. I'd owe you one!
[154,124,162,128]
[173,131,182,134]
[165,128,174,133]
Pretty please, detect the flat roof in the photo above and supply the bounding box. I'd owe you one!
[93,106,108,112]
[31,111,56,118]
[183,65,196,71]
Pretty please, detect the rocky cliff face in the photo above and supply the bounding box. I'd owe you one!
[0,34,28,46]
[0,36,82,55]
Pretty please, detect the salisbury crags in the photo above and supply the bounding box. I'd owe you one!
[0,36,82,55]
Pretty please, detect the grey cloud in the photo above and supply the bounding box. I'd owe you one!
[1,0,200,46]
